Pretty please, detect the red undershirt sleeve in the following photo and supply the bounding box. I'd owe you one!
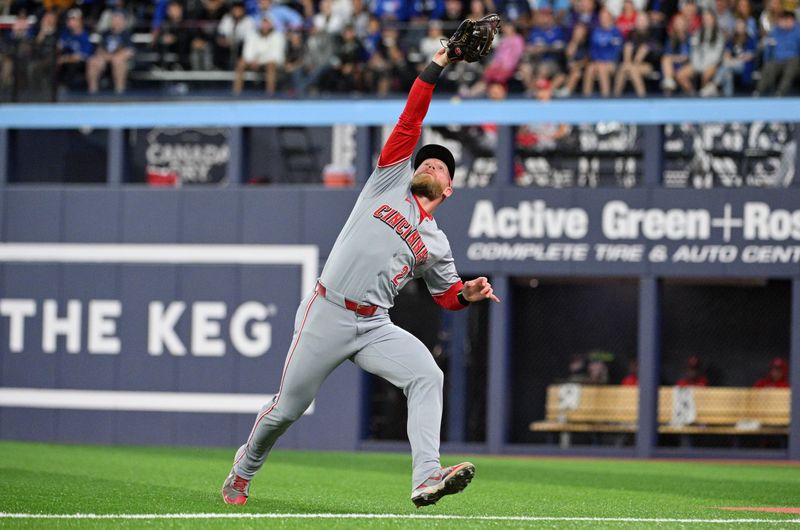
[378,62,443,168]
[432,280,469,311]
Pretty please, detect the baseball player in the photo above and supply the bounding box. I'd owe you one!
[222,46,501,508]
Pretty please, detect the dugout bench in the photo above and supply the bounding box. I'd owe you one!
[530,384,790,447]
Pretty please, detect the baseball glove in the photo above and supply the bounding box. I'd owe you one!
[444,14,501,63]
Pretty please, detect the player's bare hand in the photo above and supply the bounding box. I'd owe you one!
[463,277,501,303]
[433,47,450,67]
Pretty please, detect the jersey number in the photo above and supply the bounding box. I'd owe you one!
[392,265,410,286]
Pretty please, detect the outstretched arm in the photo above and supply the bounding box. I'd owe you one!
[432,276,501,311]
[461,276,501,303]
[377,48,450,168]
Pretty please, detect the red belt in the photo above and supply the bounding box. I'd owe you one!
[315,282,379,317]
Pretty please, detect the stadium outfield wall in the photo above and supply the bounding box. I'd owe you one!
[0,98,798,460]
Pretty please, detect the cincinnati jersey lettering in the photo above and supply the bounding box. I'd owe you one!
[373,204,430,264]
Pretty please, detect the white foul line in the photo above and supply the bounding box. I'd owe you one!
[0,388,314,415]
[0,513,797,524]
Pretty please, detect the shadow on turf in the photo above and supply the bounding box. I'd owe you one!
[481,465,793,507]
[0,467,349,515]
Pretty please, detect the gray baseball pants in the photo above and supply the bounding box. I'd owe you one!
[232,285,444,490]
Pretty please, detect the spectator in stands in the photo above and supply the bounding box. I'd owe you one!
[364,22,411,94]
[192,0,228,71]
[4,11,42,98]
[583,7,624,97]
[313,0,346,34]
[607,0,647,18]
[486,81,507,99]
[293,0,316,20]
[372,0,411,21]
[527,6,567,65]
[759,0,782,36]
[678,9,725,96]
[233,14,285,95]
[557,0,597,96]
[350,0,371,38]
[669,0,701,34]
[385,35,417,93]
[564,0,598,30]
[216,0,255,69]
[291,22,335,95]
[150,0,188,41]
[462,21,525,97]
[441,0,467,30]
[614,12,660,96]
[495,0,532,24]
[86,10,134,93]
[534,0,571,23]
[95,0,135,34]
[255,0,304,31]
[467,0,491,20]
[2,11,32,90]
[714,0,736,37]
[330,0,354,21]
[419,19,446,61]
[155,1,197,70]
[645,0,668,42]
[616,0,639,38]
[331,23,365,92]
[363,15,383,60]
[708,17,756,95]
[527,7,567,58]
[753,357,789,388]
[565,0,599,30]
[675,355,708,386]
[553,20,589,97]
[56,8,93,90]
[282,27,304,92]
[733,0,757,37]
[363,22,391,92]
[44,0,76,18]
[559,21,590,96]
[411,0,446,20]
[405,0,445,48]
[31,10,59,97]
[524,7,567,93]
[755,10,800,96]
[660,12,691,93]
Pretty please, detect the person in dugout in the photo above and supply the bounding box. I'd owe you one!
[753,357,789,388]
[675,355,708,387]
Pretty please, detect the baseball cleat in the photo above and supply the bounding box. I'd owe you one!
[411,462,475,508]
[221,470,250,505]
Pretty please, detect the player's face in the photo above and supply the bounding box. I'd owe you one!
[412,158,453,201]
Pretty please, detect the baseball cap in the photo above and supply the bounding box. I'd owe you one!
[66,8,82,19]
[414,144,455,180]
[770,357,788,369]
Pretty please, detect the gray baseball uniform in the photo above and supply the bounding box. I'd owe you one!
[231,63,467,492]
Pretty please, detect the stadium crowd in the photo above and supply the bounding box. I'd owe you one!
[1,0,799,97]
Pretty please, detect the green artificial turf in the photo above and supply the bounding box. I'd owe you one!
[1,441,799,529]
